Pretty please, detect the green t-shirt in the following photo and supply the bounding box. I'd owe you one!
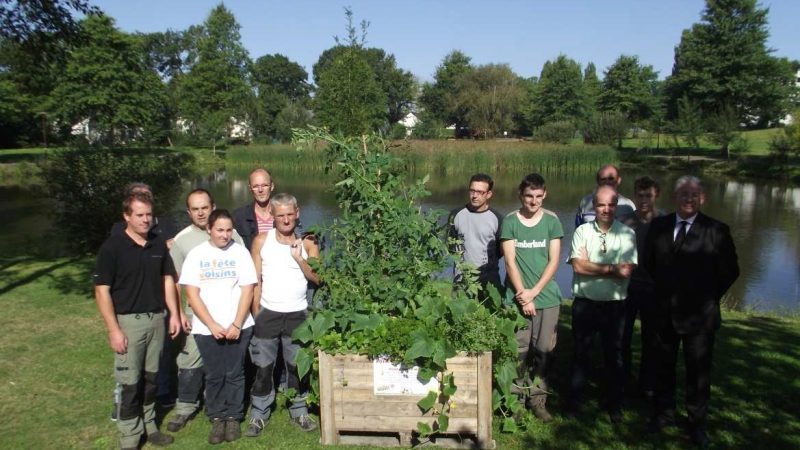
[569,220,637,301]
[500,210,564,310]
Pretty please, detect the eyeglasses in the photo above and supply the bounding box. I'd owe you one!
[469,189,489,195]
[599,232,607,254]
[251,183,272,190]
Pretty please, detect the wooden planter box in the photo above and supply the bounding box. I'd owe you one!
[318,351,494,449]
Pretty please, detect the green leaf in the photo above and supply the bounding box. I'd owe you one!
[495,361,516,396]
[294,348,314,380]
[417,421,433,437]
[491,389,502,410]
[441,373,457,397]
[291,321,312,343]
[501,417,518,433]
[417,367,437,383]
[437,413,449,432]
[417,390,437,412]
[309,311,335,339]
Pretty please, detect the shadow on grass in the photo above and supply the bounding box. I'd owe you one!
[514,304,800,449]
[0,256,93,297]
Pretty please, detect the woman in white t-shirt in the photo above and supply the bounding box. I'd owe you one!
[179,209,256,444]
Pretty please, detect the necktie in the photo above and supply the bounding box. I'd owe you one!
[674,220,688,248]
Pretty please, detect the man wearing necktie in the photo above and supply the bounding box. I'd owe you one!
[644,176,739,448]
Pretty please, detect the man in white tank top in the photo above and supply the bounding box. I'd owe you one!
[244,193,320,438]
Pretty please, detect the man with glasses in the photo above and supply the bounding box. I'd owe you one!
[233,168,276,251]
[448,173,504,294]
[567,185,637,424]
[644,176,738,447]
[575,164,635,226]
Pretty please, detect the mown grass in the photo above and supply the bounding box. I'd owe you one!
[2,256,798,449]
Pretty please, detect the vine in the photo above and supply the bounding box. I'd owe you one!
[290,127,527,434]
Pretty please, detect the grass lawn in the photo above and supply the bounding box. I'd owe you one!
[2,256,799,449]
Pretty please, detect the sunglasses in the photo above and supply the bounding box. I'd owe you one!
[599,232,607,254]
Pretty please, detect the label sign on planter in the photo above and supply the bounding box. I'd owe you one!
[372,356,439,396]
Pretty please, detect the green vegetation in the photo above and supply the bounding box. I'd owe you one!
[2,255,798,449]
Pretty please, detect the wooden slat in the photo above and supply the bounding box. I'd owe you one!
[476,352,492,449]
[339,401,478,418]
[329,388,480,403]
[318,350,338,445]
[336,416,478,433]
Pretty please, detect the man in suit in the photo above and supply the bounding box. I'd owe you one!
[644,176,739,447]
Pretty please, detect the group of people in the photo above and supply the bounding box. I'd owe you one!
[94,164,739,449]
[448,165,738,448]
[94,169,317,449]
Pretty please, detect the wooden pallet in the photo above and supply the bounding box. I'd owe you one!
[318,351,495,449]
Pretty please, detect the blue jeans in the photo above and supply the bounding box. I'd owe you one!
[194,327,253,420]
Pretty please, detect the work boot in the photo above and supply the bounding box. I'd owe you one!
[527,394,553,423]
[224,418,241,442]
[208,418,225,445]
[166,414,191,432]
[146,431,174,447]
[244,417,265,437]
[291,414,318,432]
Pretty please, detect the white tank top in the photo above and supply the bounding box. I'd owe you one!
[260,229,308,312]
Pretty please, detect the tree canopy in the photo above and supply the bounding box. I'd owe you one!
[665,0,795,126]
[49,14,168,144]
[175,4,253,144]
[599,54,659,125]
[529,55,586,127]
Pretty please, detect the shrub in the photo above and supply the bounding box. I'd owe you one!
[533,120,576,144]
[38,148,193,253]
[583,111,628,147]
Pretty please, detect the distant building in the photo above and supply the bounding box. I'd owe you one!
[780,69,800,126]
[175,116,252,142]
[397,112,419,136]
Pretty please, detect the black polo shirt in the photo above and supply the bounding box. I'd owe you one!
[93,231,177,314]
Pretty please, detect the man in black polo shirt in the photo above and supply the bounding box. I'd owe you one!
[94,192,181,449]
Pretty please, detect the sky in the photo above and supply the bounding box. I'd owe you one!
[90,0,800,83]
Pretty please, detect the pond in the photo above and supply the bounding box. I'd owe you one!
[2,166,799,313]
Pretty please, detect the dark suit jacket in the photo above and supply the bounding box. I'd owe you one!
[644,212,739,334]
[232,202,259,251]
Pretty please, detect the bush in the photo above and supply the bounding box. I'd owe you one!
[38,148,194,253]
[583,111,628,147]
[533,120,576,144]
[412,112,444,140]
[387,122,408,140]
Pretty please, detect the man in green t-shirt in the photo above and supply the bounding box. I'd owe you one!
[567,185,637,424]
[500,173,563,422]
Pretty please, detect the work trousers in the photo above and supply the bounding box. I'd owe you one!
[114,312,165,449]
[653,321,715,428]
[175,311,204,416]
[569,298,626,412]
[515,306,559,394]
[622,285,657,393]
[195,327,253,421]
[249,309,309,421]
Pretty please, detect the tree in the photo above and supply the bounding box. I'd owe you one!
[0,0,98,42]
[251,53,310,138]
[452,64,525,137]
[314,45,413,125]
[49,14,168,144]
[598,55,658,128]
[665,0,795,126]
[529,55,585,127]
[583,62,601,116]
[419,50,474,133]
[314,47,385,136]
[175,4,253,147]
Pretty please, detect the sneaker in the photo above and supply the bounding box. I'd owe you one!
[244,418,265,437]
[208,419,226,445]
[110,405,118,422]
[147,431,174,447]
[290,414,317,432]
[224,418,241,442]
[166,414,190,432]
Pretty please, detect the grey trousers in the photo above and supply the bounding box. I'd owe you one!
[114,312,165,449]
[515,306,560,396]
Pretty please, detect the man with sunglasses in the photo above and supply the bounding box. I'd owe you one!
[567,185,637,424]
[575,164,636,226]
